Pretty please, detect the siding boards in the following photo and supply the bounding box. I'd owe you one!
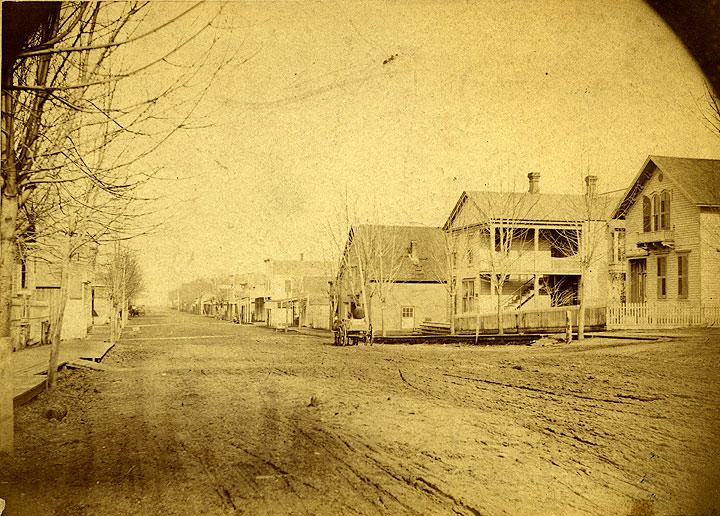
[624,164,705,302]
[700,207,720,302]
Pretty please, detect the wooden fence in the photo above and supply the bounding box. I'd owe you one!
[454,305,606,334]
[606,303,720,329]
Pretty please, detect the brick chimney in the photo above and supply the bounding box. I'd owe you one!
[527,172,540,194]
[585,175,598,197]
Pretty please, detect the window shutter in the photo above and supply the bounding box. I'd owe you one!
[642,196,651,232]
[663,191,671,230]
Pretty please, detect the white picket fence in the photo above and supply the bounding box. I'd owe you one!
[606,302,720,329]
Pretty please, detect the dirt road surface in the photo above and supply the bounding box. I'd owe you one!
[1,311,719,516]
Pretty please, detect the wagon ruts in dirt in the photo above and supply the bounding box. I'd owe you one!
[333,318,373,346]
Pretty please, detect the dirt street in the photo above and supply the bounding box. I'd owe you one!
[1,311,719,516]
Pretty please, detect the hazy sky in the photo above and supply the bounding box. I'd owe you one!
[127,0,720,299]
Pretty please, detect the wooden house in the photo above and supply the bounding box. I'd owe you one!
[335,225,448,335]
[610,156,720,324]
[443,173,618,331]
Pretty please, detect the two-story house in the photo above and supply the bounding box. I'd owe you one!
[612,156,720,310]
[443,173,616,331]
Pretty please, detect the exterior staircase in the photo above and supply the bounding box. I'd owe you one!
[505,278,536,310]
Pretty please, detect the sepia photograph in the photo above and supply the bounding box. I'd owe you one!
[1,1,719,515]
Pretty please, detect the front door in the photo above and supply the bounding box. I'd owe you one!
[401,306,415,330]
[629,259,647,303]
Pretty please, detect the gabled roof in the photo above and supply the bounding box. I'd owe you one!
[344,224,446,283]
[613,155,720,218]
[443,190,605,230]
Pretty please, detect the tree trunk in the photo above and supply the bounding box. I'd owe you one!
[0,86,18,454]
[381,302,386,337]
[565,310,572,343]
[449,287,456,335]
[109,297,118,345]
[0,192,17,453]
[121,297,128,328]
[47,249,71,389]
[474,310,480,345]
[496,285,504,336]
[121,257,127,328]
[356,252,371,324]
[578,274,585,340]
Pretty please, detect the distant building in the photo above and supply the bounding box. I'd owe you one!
[10,244,100,350]
[263,257,333,329]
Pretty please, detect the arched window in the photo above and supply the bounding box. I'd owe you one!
[653,195,661,231]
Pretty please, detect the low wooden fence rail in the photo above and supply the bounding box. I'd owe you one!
[454,305,605,334]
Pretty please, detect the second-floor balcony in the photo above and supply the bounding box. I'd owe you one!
[457,251,582,276]
[631,230,675,250]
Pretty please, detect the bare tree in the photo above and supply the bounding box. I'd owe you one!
[326,196,405,336]
[543,176,613,340]
[96,243,143,349]
[358,225,404,337]
[1,2,228,454]
[466,193,538,336]
[540,276,577,307]
[702,82,720,138]
[426,230,459,334]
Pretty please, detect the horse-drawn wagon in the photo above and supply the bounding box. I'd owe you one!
[333,317,373,346]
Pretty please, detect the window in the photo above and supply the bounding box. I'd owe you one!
[284,279,292,292]
[643,191,671,232]
[678,254,688,299]
[630,259,647,303]
[617,230,626,261]
[479,275,492,294]
[656,256,666,299]
[611,229,626,263]
[401,306,414,318]
[20,260,27,289]
[466,249,473,265]
[462,279,475,313]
